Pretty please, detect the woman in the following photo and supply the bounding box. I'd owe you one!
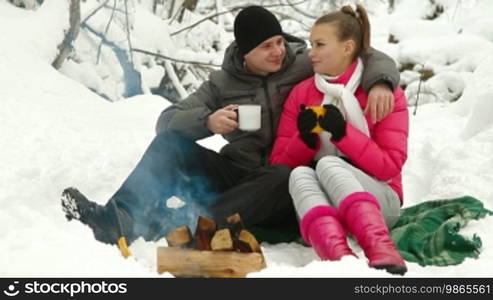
[269,4,408,275]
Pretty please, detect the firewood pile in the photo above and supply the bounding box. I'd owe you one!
[157,213,266,278]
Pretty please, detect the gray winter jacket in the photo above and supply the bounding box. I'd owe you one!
[156,35,399,171]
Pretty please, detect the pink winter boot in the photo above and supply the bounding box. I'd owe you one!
[300,205,356,261]
[339,192,407,275]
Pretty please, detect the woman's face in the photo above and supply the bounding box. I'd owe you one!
[308,23,354,76]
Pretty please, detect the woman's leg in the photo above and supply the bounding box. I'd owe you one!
[315,156,400,228]
[289,166,355,260]
[315,156,406,275]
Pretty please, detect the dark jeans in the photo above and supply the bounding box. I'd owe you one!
[111,131,297,241]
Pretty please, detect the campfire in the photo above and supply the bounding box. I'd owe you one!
[157,213,266,278]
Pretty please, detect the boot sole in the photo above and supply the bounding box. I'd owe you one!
[61,188,82,221]
[61,188,123,245]
[372,264,408,275]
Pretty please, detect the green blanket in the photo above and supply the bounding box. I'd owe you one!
[391,195,492,266]
[252,196,492,266]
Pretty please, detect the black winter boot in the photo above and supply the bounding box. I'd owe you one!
[61,187,135,245]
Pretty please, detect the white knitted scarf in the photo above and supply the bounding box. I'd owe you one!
[313,57,370,160]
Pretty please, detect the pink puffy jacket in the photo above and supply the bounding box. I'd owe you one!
[269,61,409,203]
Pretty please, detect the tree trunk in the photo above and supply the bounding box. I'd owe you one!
[52,0,81,69]
[178,0,198,22]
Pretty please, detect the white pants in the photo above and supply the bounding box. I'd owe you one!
[289,156,401,228]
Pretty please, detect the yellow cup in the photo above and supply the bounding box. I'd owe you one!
[306,106,326,133]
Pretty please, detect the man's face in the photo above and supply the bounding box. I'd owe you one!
[243,35,286,76]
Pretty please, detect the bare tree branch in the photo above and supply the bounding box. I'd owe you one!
[169,1,185,24]
[164,60,188,99]
[96,0,117,64]
[167,0,175,18]
[177,0,199,22]
[81,0,110,24]
[153,0,158,14]
[52,0,81,69]
[132,48,221,67]
[170,1,307,36]
[272,10,311,30]
[413,63,426,115]
[283,0,317,19]
[124,0,134,65]
[215,0,223,26]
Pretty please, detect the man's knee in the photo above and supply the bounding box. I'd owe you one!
[266,164,292,182]
[155,130,191,144]
[152,130,195,153]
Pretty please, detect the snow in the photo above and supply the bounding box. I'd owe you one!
[1,0,492,277]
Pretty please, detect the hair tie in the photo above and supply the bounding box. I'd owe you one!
[349,4,360,18]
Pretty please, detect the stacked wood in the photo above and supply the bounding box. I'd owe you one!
[164,225,192,248]
[158,213,266,278]
[194,216,216,250]
[210,228,233,251]
[157,248,265,278]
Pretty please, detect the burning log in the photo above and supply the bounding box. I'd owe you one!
[159,214,266,277]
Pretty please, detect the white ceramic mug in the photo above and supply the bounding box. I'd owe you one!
[237,104,261,131]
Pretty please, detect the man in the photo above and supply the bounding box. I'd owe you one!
[62,6,400,245]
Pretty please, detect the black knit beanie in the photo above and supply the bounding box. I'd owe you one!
[234,6,283,56]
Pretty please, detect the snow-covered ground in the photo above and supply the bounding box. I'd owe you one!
[1,0,492,277]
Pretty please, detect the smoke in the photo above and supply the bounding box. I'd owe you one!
[110,133,223,242]
[151,171,218,237]
[122,171,218,241]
